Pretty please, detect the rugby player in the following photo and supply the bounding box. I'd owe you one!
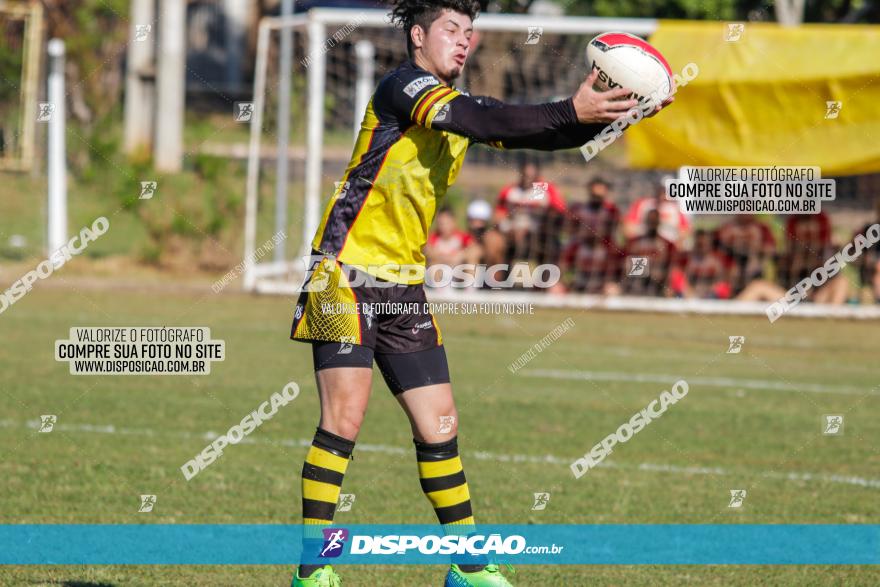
[289,1,672,584]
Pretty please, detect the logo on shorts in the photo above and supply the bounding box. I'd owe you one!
[411,320,433,335]
[320,528,349,558]
[338,335,356,355]
[403,75,438,98]
[294,304,304,320]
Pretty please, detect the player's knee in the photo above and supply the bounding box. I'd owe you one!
[323,405,366,440]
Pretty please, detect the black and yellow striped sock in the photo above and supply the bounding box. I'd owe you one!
[298,427,354,577]
[415,436,485,572]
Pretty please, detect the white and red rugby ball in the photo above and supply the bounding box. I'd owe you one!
[586,32,673,110]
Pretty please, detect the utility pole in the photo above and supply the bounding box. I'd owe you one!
[154,0,186,172]
[123,0,156,156]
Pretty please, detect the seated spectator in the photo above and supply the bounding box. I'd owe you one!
[619,209,677,297]
[779,212,847,304]
[495,159,566,265]
[715,214,776,297]
[623,179,691,247]
[425,208,473,286]
[669,229,732,299]
[566,177,620,248]
[495,159,566,217]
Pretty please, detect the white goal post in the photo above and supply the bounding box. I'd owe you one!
[240,9,880,321]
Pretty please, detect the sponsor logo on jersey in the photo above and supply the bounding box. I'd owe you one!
[403,75,439,97]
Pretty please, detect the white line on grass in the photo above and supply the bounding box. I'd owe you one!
[5,418,879,490]
[521,369,877,396]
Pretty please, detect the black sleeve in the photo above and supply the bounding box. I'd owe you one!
[495,123,609,151]
[471,94,606,151]
[381,69,578,142]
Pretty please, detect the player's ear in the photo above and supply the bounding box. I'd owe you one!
[411,24,424,51]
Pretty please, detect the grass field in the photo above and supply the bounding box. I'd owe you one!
[1,279,878,586]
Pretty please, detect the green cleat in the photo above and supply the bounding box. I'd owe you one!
[291,565,342,587]
[445,563,515,586]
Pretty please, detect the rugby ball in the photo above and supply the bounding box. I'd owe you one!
[586,32,673,110]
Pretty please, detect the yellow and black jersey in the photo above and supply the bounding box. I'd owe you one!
[311,59,603,284]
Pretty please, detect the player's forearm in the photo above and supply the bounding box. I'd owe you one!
[498,122,608,151]
[442,97,578,142]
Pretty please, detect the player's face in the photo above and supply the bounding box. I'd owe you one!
[421,10,473,81]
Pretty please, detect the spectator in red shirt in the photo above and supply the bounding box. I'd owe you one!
[495,160,566,217]
[495,160,566,265]
[623,180,691,247]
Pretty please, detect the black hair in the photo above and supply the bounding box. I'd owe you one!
[390,0,480,57]
[588,177,610,188]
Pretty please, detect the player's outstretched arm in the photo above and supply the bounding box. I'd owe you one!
[383,69,641,144]
[492,70,675,151]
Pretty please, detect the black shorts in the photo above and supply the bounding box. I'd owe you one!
[289,253,449,394]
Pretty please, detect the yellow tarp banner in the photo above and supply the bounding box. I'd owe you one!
[627,21,880,175]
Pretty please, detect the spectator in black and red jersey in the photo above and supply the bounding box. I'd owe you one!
[619,209,677,297]
[669,229,732,299]
[558,177,622,294]
[566,177,620,248]
[495,159,566,265]
[714,214,777,297]
[778,212,848,304]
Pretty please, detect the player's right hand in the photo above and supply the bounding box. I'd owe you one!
[572,70,639,124]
